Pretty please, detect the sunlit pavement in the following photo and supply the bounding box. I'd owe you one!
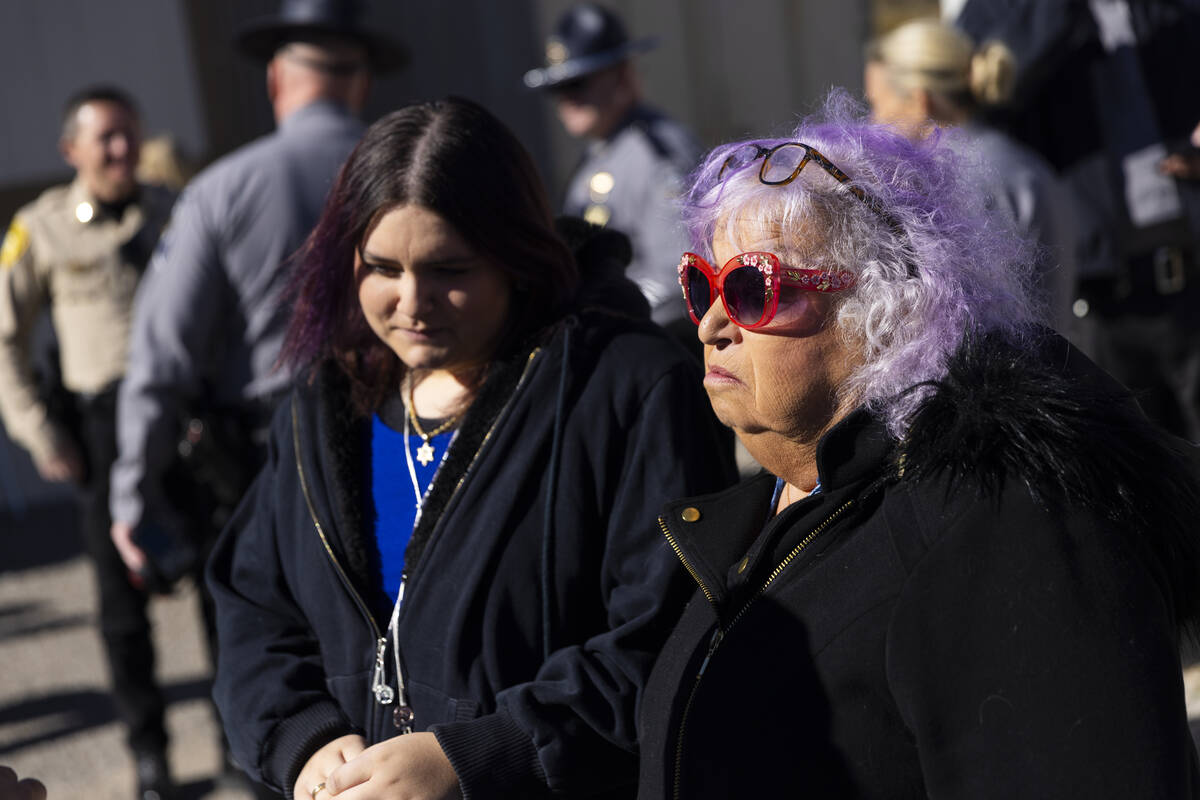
[0,502,255,800]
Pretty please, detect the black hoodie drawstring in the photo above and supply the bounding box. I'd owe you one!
[541,317,576,660]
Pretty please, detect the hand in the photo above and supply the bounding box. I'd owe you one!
[1159,150,1200,180]
[325,732,462,800]
[110,521,147,576]
[295,734,367,800]
[34,441,83,483]
[1160,121,1200,180]
[0,765,47,800]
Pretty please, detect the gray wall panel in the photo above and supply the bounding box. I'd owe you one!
[0,0,205,186]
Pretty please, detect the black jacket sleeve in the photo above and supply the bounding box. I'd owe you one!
[885,483,1199,798]
[206,405,356,796]
[431,359,734,798]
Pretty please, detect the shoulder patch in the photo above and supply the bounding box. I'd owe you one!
[0,218,30,269]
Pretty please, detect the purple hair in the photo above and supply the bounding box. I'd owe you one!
[683,89,1041,436]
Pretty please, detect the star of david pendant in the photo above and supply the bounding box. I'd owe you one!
[416,440,435,466]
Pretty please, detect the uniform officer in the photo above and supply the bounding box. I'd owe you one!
[0,86,175,798]
[108,0,401,685]
[525,3,701,326]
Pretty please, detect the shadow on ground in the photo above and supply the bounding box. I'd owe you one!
[0,678,212,755]
[0,600,91,642]
[0,502,82,573]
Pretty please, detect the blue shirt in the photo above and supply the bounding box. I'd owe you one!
[371,413,454,604]
[771,475,822,512]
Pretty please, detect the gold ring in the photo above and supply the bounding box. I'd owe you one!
[310,782,326,799]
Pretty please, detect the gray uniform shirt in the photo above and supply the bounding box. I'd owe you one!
[963,123,1079,332]
[563,105,700,324]
[110,100,364,527]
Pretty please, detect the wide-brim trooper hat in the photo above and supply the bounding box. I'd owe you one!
[524,3,660,90]
[235,0,406,74]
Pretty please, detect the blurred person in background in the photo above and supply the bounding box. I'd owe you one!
[207,96,735,800]
[864,17,1078,334]
[957,0,1200,442]
[107,0,400,792]
[525,3,700,332]
[0,85,175,800]
[135,135,195,193]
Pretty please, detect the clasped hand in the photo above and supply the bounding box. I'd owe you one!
[0,766,46,800]
[296,732,462,800]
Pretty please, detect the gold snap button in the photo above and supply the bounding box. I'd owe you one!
[736,556,749,574]
[680,507,701,523]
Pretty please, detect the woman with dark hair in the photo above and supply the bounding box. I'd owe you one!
[637,92,1200,798]
[207,97,734,799]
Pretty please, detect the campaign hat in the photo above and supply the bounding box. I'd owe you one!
[524,4,659,89]
[235,0,406,73]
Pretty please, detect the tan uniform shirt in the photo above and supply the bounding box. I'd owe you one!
[0,178,172,464]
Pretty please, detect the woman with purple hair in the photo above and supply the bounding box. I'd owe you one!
[205,96,734,800]
[637,91,1200,798]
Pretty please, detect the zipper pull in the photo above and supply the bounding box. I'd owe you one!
[371,637,395,705]
[393,704,415,733]
[697,628,724,677]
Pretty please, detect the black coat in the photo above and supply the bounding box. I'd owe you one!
[207,309,735,798]
[638,332,1200,799]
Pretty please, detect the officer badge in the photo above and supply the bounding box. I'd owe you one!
[588,171,615,203]
[546,37,568,66]
[0,218,29,270]
[584,204,611,227]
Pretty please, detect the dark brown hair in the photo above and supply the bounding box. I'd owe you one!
[282,96,579,411]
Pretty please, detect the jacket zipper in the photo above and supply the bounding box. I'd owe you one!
[658,516,717,607]
[293,400,399,733]
[666,498,855,800]
[393,348,541,620]
[292,349,540,737]
[293,399,380,639]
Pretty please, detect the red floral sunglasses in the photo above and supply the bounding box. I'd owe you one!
[678,251,855,329]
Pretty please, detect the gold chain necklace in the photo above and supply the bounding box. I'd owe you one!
[407,376,462,466]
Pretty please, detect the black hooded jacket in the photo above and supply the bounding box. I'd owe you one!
[638,331,1200,799]
[207,225,736,798]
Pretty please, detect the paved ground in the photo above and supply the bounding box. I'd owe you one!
[0,500,256,800]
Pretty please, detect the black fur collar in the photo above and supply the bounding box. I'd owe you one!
[901,330,1200,629]
[314,362,381,615]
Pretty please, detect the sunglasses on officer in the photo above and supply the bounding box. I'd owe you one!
[550,76,591,95]
[549,67,620,98]
[678,251,855,329]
